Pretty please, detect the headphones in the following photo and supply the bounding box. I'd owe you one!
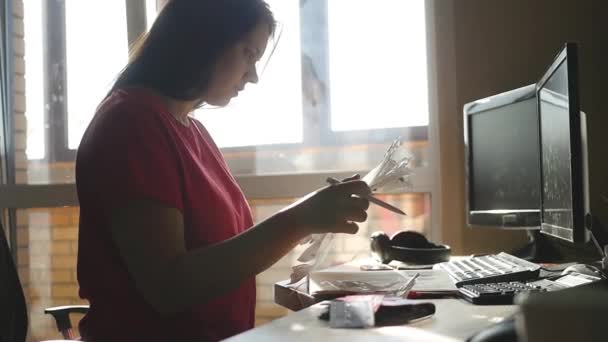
[370,230,451,265]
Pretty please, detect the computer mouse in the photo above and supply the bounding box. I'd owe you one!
[560,263,601,277]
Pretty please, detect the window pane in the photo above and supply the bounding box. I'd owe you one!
[65,1,128,149]
[146,0,158,31]
[328,0,429,131]
[193,0,303,148]
[24,0,44,160]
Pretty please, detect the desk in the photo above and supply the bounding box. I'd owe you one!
[226,282,518,342]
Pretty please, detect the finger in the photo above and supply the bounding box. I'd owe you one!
[331,221,359,235]
[333,180,371,197]
[341,174,361,182]
[335,196,370,211]
[337,207,368,223]
[349,196,370,210]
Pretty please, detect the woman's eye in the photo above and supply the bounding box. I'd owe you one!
[244,48,256,62]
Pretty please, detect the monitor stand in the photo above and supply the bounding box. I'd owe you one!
[511,217,607,264]
[510,230,556,262]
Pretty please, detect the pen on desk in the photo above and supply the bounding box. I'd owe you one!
[404,273,419,291]
[399,273,419,298]
[326,177,406,216]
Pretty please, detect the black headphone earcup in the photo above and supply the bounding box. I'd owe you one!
[390,230,431,248]
[370,231,392,264]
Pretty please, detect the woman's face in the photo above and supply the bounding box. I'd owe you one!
[204,23,271,106]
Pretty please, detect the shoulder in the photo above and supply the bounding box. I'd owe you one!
[189,117,216,146]
[80,88,175,157]
[98,88,167,123]
[89,87,177,143]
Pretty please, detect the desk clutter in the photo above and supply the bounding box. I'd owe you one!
[282,224,606,330]
[318,295,436,328]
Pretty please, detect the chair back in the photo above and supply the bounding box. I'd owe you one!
[0,222,28,342]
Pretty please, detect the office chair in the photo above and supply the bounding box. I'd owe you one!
[1,222,89,341]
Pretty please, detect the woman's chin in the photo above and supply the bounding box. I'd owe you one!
[206,97,232,107]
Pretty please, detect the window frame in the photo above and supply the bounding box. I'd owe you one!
[39,0,145,163]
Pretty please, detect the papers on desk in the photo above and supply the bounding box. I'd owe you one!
[309,262,457,297]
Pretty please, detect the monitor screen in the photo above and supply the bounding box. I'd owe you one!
[464,85,541,228]
[537,43,587,243]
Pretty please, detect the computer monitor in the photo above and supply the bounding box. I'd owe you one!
[464,84,541,229]
[537,42,589,243]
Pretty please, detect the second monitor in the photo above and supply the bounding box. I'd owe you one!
[537,42,589,243]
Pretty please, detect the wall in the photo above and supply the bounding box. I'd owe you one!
[435,0,608,255]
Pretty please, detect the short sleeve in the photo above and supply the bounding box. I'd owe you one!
[90,100,184,213]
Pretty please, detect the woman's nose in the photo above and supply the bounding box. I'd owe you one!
[246,66,259,84]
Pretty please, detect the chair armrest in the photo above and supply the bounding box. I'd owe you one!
[44,305,89,333]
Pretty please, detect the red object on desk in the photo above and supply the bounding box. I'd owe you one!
[407,291,457,299]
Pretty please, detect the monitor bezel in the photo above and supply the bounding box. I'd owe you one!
[463,84,541,229]
[536,42,587,243]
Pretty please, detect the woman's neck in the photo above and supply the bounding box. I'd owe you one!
[150,89,198,126]
[165,99,195,126]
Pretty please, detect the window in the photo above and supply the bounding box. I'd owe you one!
[23,0,43,160]
[327,1,429,132]
[196,0,429,151]
[26,0,430,166]
[197,1,304,148]
[65,2,129,150]
[24,0,134,162]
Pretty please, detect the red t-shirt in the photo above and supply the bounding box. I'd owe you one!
[75,88,256,341]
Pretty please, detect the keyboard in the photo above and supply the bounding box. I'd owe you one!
[437,252,541,286]
[458,272,602,305]
[458,280,551,305]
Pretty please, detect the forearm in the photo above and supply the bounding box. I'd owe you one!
[162,210,308,313]
[115,181,368,315]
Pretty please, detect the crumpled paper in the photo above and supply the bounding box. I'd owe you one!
[289,137,414,284]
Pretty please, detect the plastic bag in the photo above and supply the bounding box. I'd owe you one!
[289,137,414,285]
[363,137,414,193]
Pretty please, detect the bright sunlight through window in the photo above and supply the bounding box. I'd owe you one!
[24,0,44,160]
[66,1,128,149]
[328,0,429,131]
[193,0,303,148]
[24,0,431,159]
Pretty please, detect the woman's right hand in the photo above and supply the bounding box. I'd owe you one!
[279,179,372,236]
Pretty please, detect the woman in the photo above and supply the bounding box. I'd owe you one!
[75,0,370,341]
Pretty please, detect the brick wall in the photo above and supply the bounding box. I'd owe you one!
[17,208,85,341]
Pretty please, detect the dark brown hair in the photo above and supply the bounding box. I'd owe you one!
[112,0,275,102]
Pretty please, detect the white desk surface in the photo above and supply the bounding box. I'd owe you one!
[226,298,517,342]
